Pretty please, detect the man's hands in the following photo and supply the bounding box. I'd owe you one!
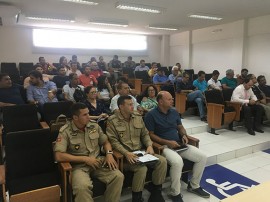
[167,140,181,149]
[125,152,138,164]
[103,154,118,170]
[84,156,103,170]
[145,146,154,155]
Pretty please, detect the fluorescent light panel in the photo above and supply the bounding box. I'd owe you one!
[91,22,128,27]
[90,18,128,27]
[189,14,222,21]
[26,16,75,22]
[116,2,162,14]
[148,26,178,31]
[61,0,98,5]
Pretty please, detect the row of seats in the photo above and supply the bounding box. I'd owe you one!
[0,103,199,202]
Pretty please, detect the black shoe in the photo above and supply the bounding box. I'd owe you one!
[171,193,184,202]
[187,183,210,198]
[132,191,144,202]
[254,128,264,133]
[147,184,165,202]
[201,117,207,122]
[247,129,255,135]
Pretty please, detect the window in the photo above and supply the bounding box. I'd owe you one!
[33,29,147,51]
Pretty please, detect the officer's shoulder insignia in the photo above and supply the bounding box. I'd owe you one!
[59,124,69,133]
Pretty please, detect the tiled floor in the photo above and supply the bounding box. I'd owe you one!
[105,116,270,202]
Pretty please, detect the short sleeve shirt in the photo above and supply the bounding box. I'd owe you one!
[54,121,107,168]
[144,107,182,142]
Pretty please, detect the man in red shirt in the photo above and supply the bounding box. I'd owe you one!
[90,61,103,79]
[79,66,98,87]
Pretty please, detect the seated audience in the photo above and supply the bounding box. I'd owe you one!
[36,56,57,75]
[66,61,82,77]
[148,62,158,77]
[123,56,136,70]
[88,56,97,65]
[221,69,237,89]
[24,64,53,89]
[176,72,207,122]
[257,75,270,98]
[231,75,264,135]
[236,68,248,85]
[251,74,270,122]
[0,73,25,107]
[97,56,108,71]
[114,77,137,97]
[52,66,69,88]
[83,86,110,120]
[134,59,149,72]
[79,66,98,87]
[97,75,114,103]
[109,55,122,71]
[207,70,222,90]
[69,54,82,71]
[27,70,58,106]
[168,66,182,84]
[140,85,158,112]
[63,73,84,103]
[59,56,70,72]
[176,62,185,77]
[110,81,142,113]
[54,102,124,202]
[90,61,103,79]
[153,68,169,85]
[106,95,167,202]
[193,71,207,92]
[144,91,210,202]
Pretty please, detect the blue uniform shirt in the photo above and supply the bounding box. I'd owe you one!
[144,106,182,142]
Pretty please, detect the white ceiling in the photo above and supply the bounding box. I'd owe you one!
[1,0,270,35]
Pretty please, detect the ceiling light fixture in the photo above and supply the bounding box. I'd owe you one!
[116,2,163,14]
[26,15,75,23]
[61,0,98,5]
[189,14,222,21]
[148,26,178,31]
[89,19,128,27]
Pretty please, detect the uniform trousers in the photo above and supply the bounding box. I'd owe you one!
[124,154,167,192]
[72,166,124,202]
[162,145,207,196]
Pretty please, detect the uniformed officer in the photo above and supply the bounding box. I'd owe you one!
[106,95,167,202]
[54,102,124,202]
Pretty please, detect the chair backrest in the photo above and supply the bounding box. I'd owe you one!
[122,67,135,78]
[43,101,73,124]
[135,71,150,84]
[205,90,224,105]
[205,73,212,82]
[2,104,41,133]
[222,88,234,102]
[19,62,34,79]
[5,128,56,181]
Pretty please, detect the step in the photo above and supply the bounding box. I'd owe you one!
[190,126,270,166]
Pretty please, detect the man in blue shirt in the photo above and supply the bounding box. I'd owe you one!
[27,70,58,106]
[144,91,210,202]
[153,68,169,84]
[193,71,207,92]
[176,72,207,122]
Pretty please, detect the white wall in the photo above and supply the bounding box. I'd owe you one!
[0,26,161,65]
[170,15,270,81]
[246,15,270,82]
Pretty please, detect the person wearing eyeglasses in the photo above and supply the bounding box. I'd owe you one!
[140,85,158,112]
[83,86,110,121]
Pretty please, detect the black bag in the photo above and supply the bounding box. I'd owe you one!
[73,86,86,102]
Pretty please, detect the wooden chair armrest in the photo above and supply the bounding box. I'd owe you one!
[225,101,242,121]
[0,165,5,185]
[113,150,124,172]
[175,93,188,114]
[59,162,72,172]
[40,121,50,129]
[187,135,199,148]
[152,142,164,155]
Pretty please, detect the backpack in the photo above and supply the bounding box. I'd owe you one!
[73,86,87,102]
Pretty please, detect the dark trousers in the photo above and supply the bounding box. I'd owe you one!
[242,104,264,130]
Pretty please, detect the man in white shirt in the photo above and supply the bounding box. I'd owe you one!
[134,59,149,72]
[63,73,84,102]
[231,75,264,135]
[110,81,142,113]
[208,70,222,90]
